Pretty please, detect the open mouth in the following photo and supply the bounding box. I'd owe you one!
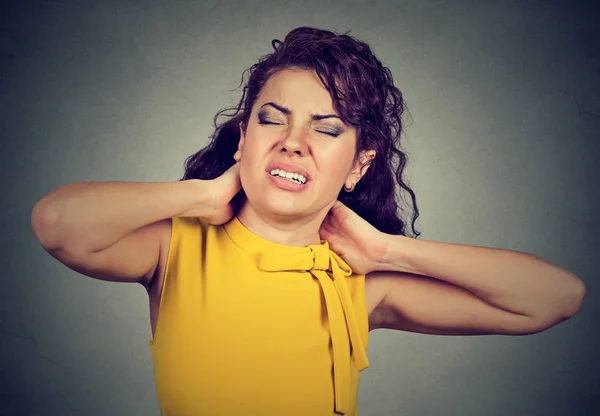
[269,169,308,184]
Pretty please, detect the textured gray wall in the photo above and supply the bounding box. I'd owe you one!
[2,0,599,415]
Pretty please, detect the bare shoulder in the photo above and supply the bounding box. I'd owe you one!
[364,271,391,331]
[144,218,173,295]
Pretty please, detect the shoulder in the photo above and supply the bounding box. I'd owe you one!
[143,218,173,292]
[364,271,392,330]
[146,216,209,292]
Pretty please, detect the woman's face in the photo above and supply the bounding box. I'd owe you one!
[237,68,373,221]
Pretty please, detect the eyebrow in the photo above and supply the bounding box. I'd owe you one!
[259,102,342,121]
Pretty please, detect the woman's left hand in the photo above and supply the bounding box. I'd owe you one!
[319,200,388,275]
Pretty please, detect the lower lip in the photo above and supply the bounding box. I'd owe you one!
[267,173,309,192]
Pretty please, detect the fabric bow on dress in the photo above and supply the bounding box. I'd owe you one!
[257,242,370,415]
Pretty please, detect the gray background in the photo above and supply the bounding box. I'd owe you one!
[2,0,599,415]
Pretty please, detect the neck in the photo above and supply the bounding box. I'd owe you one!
[236,199,329,247]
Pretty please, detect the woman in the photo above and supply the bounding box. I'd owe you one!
[31,27,585,415]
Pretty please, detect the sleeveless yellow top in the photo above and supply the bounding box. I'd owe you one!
[149,216,370,415]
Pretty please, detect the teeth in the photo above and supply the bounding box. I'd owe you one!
[269,169,307,184]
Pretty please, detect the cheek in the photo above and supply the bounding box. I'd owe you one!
[321,148,356,184]
[242,129,276,156]
[338,145,357,169]
[239,147,265,188]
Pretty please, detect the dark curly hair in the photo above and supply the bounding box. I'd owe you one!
[182,26,421,238]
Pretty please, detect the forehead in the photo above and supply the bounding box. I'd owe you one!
[256,69,337,113]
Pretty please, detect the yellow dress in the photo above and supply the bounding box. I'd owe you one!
[149,215,370,415]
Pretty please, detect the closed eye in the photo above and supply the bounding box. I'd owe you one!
[317,130,340,138]
[259,117,340,137]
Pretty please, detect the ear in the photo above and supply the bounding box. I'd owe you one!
[235,122,246,161]
[344,150,376,188]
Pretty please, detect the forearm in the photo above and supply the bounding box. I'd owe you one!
[31,179,208,254]
[377,235,586,320]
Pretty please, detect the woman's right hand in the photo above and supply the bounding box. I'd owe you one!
[190,163,242,225]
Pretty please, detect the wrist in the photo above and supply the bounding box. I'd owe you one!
[178,179,213,218]
[374,233,416,274]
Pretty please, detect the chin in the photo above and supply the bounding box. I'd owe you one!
[245,193,311,219]
[263,200,310,218]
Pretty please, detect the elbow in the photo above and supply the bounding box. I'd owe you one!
[538,275,586,331]
[561,275,586,319]
[31,201,62,251]
[523,275,586,334]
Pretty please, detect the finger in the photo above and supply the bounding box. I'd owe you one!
[333,200,347,210]
[331,200,350,217]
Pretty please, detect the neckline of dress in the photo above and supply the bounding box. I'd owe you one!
[222,215,330,258]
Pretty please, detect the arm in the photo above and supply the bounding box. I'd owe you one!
[31,180,209,286]
[369,237,585,335]
[320,201,586,335]
[31,163,240,287]
[32,180,208,254]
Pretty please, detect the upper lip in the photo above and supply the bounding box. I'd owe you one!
[266,160,312,181]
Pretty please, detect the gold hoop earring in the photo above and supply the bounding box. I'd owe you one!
[344,183,355,192]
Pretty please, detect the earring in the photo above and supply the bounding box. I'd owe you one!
[344,182,355,192]
[233,151,241,162]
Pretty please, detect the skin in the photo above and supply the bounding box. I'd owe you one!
[147,69,380,339]
[320,200,585,334]
[147,68,584,339]
[235,68,375,247]
[33,62,584,345]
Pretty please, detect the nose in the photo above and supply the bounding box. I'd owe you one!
[279,126,309,156]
